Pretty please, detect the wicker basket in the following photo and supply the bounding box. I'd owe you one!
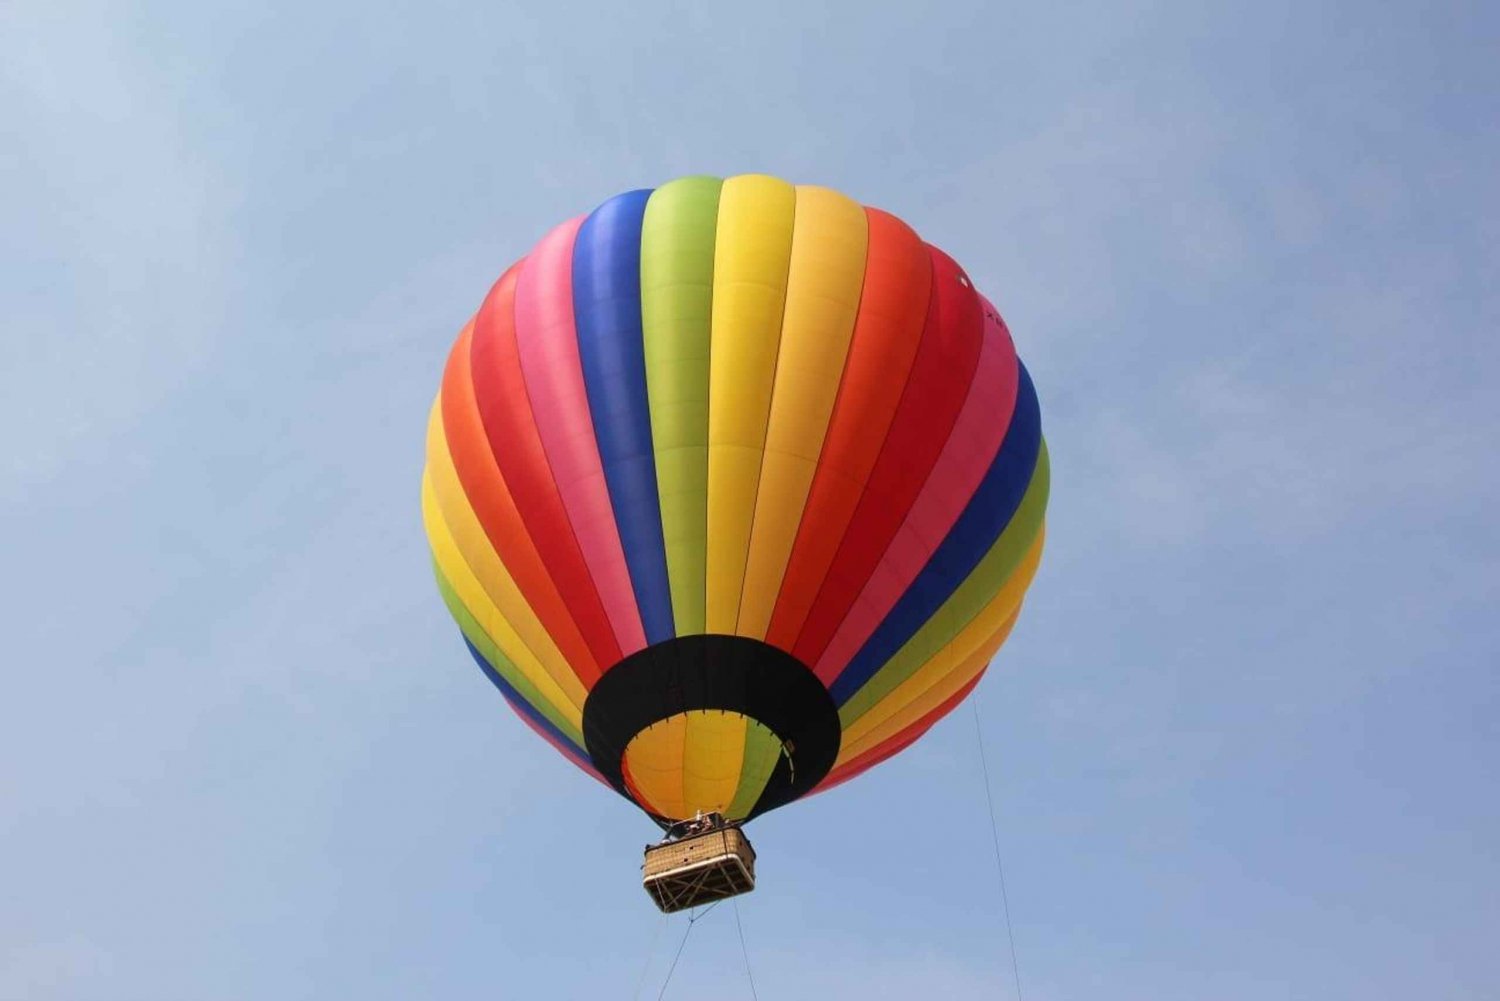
[643,827,756,913]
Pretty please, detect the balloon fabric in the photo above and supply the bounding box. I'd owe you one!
[422,174,1048,827]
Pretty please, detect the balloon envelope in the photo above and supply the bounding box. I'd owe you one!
[422,174,1048,825]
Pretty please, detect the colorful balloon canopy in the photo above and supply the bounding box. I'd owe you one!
[422,174,1048,826]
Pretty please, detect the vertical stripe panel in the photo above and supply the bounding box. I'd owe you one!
[441,314,602,687]
[422,456,586,721]
[827,398,1046,704]
[514,218,648,655]
[640,177,723,636]
[811,299,1019,680]
[764,210,931,651]
[470,267,622,674]
[792,246,983,668]
[573,189,676,644]
[705,175,797,633]
[736,186,868,638]
[726,721,782,820]
[681,711,749,814]
[425,401,586,711]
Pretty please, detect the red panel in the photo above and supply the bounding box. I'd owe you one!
[440,311,602,687]
[765,209,931,652]
[813,297,1019,679]
[796,245,983,680]
[513,217,647,655]
[468,265,622,676]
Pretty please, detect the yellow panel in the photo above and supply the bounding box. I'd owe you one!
[681,710,749,814]
[624,714,688,820]
[424,400,587,712]
[736,186,868,637]
[705,174,797,633]
[838,612,1016,766]
[432,563,584,746]
[836,527,1045,763]
[422,473,583,730]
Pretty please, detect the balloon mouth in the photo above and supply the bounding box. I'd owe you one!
[582,635,841,828]
[622,711,785,823]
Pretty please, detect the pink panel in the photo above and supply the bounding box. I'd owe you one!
[813,297,1018,678]
[513,218,648,657]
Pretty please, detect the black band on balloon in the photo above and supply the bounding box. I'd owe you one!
[582,635,841,824]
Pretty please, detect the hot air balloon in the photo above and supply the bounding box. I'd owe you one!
[421,174,1048,911]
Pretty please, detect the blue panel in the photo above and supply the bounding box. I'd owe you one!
[829,364,1043,706]
[572,190,677,644]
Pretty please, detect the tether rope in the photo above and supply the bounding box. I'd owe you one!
[631,912,668,1001]
[733,899,760,1000]
[655,900,725,1000]
[973,697,1024,1001]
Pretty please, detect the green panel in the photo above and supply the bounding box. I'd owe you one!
[726,718,783,820]
[641,176,722,636]
[838,441,1051,728]
[433,561,586,748]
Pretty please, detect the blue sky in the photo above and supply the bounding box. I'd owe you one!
[3,1,1496,998]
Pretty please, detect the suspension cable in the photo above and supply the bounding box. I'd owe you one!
[733,899,760,1000]
[655,900,725,1000]
[631,912,668,1001]
[972,696,1024,1001]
